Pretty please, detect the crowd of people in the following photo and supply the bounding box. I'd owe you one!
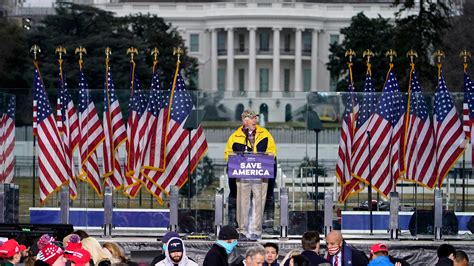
[0,226,471,265]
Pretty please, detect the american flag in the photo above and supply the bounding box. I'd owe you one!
[148,73,207,197]
[341,73,377,201]
[78,70,105,196]
[33,66,68,203]
[405,71,436,188]
[352,71,405,197]
[57,77,79,199]
[335,83,358,200]
[139,70,169,201]
[124,71,147,197]
[1,96,15,183]
[463,72,474,169]
[102,68,127,190]
[434,74,465,188]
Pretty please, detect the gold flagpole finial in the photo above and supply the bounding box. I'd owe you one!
[433,50,445,65]
[75,46,87,70]
[363,49,374,65]
[75,46,87,61]
[406,50,418,65]
[460,49,471,65]
[151,47,159,63]
[385,49,397,64]
[345,49,356,64]
[173,47,183,62]
[127,47,138,63]
[55,46,67,61]
[105,47,112,62]
[30,45,41,61]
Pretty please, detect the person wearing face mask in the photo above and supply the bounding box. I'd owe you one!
[151,232,181,265]
[203,225,239,266]
[155,237,197,266]
[325,231,368,266]
[225,109,277,240]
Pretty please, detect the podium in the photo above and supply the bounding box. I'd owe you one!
[228,152,275,239]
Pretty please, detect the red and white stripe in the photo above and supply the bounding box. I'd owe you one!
[434,107,466,188]
[405,113,436,188]
[2,112,14,183]
[102,95,126,190]
[148,118,207,195]
[352,114,393,197]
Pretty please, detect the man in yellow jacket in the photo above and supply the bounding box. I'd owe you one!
[225,109,277,240]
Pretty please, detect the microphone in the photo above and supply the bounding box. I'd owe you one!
[244,127,250,153]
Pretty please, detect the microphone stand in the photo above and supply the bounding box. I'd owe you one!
[367,131,373,235]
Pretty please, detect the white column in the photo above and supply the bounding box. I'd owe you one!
[248,26,257,92]
[311,28,319,91]
[211,28,218,91]
[272,27,281,92]
[226,27,234,92]
[294,27,303,92]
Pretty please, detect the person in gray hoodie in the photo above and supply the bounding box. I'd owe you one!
[155,237,197,266]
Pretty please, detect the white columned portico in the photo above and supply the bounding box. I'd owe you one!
[211,28,218,91]
[248,26,257,93]
[294,27,303,92]
[311,28,319,91]
[226,27,234,92]
[272,27,281,92]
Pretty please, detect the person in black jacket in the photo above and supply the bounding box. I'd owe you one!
[263,242,279,266]
[435,244,455,266]
[203,225,239,266]
[300,231,329,266]
[325,230,368,266]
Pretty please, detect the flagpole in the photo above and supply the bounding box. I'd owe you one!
[30,45,41,207]
[460,49,471,212]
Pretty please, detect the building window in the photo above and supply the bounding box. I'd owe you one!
[259,68,269,92]
[284,33,291,52]
[238,33,245,52]
[303,69,311,92]
[259,103,269,123]
[218,68,226,91]
[284,68,290,92]
[330,74,338,91]
[259,32,270,51]
[235,103,244,121]
[330,34,340,45]
[218,32,226,54]
[190,33,199,52]
[285,104,292,122]
[303,32,311,53]
[238,68,245,91]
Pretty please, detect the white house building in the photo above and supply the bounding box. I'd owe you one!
[14,0,406,122]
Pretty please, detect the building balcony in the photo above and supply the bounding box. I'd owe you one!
[257,91,272,97]
[257,48,273,55]
[233,90,247,97]
[235,48,249,55]
[280,49,295,55]
[282,91,295,97]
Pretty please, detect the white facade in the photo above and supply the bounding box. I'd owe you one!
[91,1,402,122]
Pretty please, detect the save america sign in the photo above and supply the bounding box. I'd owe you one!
[228,153,275,179]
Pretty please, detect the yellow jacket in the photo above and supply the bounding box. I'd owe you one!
[224,125,277,161]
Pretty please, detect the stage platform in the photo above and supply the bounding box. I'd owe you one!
[92,232,474,265]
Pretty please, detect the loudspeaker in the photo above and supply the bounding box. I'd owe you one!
[178,210,214,234]
[289,211,324,235]
[0,224,74,247]
[0,183,19,223]
[408,210,458,236]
